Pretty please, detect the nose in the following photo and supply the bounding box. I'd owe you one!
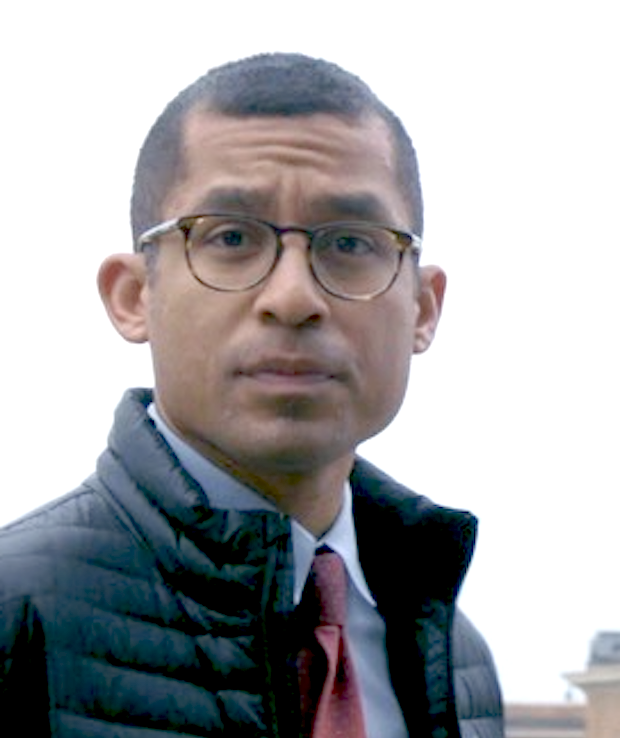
[252,234,330,327]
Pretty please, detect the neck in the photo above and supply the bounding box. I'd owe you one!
[152,400,354,536]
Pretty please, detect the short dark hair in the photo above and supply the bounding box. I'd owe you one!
[130,53,423,246]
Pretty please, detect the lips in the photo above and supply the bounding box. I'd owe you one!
[236,355,345,383]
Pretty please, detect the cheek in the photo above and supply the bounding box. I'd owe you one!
[148,298,203,389]
[376,340,412,402]
[359,307,415,412]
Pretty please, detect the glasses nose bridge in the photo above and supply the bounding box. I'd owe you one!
[272,224,315,253]
[266,223,325,295]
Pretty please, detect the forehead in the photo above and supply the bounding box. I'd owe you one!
[161,110,410,226]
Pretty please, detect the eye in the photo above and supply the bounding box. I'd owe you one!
[317,227,381,258]
[203,224,255,249]
[189,217,269,257]
[218,230,243,247]
[335,234,373,255]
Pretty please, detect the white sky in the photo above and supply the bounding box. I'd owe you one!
[1,0,618,705]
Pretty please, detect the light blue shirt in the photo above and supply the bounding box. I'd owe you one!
[149,405,408,738]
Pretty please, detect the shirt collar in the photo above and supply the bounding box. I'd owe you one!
[294,483,376,606]
[148,403,376,607]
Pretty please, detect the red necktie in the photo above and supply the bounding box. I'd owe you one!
[297,549,368,738]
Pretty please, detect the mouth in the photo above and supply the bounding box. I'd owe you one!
[237,356,344,387]
[247,370,333,387]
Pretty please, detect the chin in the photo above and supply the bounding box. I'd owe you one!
[232,428,355,476]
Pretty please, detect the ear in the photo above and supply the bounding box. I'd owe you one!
[412,265,447,354]
[97,254,149,343]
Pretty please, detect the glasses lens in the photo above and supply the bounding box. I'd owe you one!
[311,224,402,298]
[187,215,276,290]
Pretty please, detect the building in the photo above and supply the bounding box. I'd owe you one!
[505,631,620,738]
[565,632,620,738]
[505,702,585,738]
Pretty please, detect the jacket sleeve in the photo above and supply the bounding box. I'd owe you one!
[452,609,505,738]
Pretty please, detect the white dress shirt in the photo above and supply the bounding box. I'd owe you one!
[149,405,408,738]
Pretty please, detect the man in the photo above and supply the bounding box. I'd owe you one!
[0,54,503,737]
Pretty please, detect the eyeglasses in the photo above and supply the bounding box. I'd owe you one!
[136,213,422,301]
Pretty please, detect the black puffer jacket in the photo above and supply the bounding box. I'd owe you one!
[0,389,503,737]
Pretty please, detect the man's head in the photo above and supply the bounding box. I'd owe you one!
[99,53,445,531]
[130,53,424,245]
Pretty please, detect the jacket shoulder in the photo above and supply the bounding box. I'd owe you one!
[1,476,131,536]
[0,478,155,607]
[453,609,505,737]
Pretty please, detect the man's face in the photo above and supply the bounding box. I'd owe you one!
[141,110,443,483]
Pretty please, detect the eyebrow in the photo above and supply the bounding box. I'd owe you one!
[190,188,271,215]
[188,188,396,225]
[310,193,394,224]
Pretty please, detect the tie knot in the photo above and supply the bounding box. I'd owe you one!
[309,549,347,626]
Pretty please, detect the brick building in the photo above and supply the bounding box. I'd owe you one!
[505,702,585,738]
